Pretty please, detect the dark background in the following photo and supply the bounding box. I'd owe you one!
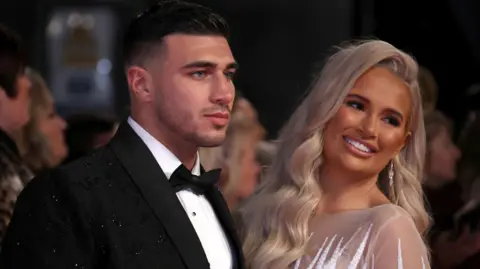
[1,0,479,138]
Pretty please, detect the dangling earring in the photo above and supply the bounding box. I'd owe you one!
[388,161,394,187]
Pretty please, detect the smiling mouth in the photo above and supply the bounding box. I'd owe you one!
[343,136,376,154]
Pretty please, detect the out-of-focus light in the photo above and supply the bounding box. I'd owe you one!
[47,19,63,36]
[96,58,112,75]
[67,13,83,28]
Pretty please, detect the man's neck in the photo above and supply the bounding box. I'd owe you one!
[130,114,197,170]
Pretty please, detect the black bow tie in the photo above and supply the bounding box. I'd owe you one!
[170,165,221,195]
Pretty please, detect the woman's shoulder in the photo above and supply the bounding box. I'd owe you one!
[367,203,414,226]
[366,204,423,243]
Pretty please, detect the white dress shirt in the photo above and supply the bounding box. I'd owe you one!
[128,117,232,269]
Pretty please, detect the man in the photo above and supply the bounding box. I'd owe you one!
[0,24,32,242]
[0,1,243,268]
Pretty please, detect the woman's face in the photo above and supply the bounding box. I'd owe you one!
[322,67,412,179]
[428,128,461,181]
[38,101,68,166]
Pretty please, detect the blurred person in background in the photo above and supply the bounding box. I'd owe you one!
[423,111,461,187]
[63,113,118,163]
[254,140,277,186]
[457,110,480,201]
[13,67,68,175]
[0,24,32,242]
[440,109,480,269]
[255,140,276,169]
[422,111,480,269]
[201,97,264,209]
[418,66,438,114]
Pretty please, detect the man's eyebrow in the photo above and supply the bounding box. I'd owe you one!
[181,61,239,70]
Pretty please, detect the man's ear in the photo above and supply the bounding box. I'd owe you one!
[126,66,153,102]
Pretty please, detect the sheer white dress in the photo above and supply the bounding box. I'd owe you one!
[293,204,430,269]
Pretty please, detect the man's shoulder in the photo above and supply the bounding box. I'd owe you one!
[58,147,115,177]
[26,147,120,196]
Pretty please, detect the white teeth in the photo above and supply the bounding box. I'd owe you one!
[344,137,372,153]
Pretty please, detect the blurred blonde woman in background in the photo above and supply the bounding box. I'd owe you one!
[201,97,264,209]
[418,66,438,113]
[236,40,430,269]
[14,67,68,175]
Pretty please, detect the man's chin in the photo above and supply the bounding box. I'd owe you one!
[196,134,226,148]
[198,140,224,148]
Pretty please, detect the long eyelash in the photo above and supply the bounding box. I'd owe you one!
[190,71,206,78]
[345,100,364,110]
[385,117,400,127]
[224,71,235,80]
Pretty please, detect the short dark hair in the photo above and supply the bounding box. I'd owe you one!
[0,24,26,98]
[123,0,230,67]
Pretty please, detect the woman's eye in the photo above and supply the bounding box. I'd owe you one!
[345,101,364,110]
[383,117,400,127]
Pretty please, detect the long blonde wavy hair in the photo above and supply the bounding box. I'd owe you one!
[235,40,428,269]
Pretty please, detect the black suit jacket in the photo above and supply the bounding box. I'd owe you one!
[0,122,244,269]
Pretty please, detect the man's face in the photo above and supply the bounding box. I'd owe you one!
[134,34,237,148]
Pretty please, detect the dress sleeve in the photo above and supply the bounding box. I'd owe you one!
[370,214,431,269]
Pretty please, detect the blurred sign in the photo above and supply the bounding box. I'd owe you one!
[62,26,99,67]
[46,7,116,115]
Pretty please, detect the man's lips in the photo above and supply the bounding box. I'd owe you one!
[205,112,230,126]
[205,112,229,119]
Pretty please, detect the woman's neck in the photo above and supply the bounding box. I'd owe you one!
[317,166,388,214]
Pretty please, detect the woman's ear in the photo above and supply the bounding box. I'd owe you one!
[396,131,411,155]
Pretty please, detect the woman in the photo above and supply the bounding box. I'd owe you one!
[418,66,438,113]
[255,140,276,176]
[236,40,430,268]
[200,97,264,209]
[422,111,480,268]
[15,67,68,174]
[424,111,461,187]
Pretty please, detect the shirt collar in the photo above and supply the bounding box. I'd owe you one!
[127,117,201,179]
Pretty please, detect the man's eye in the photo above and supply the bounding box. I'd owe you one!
[224,71,236,80]
[190,71,206,79]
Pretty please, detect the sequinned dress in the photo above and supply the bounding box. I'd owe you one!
[293,204,430,269]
